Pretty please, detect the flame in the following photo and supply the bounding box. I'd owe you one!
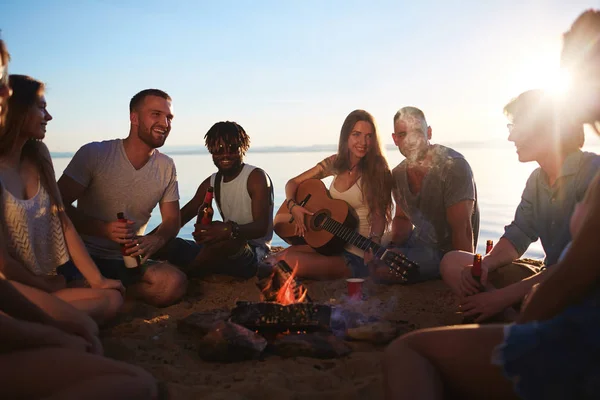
[275,261,307,305]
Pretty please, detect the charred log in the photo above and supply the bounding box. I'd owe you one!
[230,301,331,332]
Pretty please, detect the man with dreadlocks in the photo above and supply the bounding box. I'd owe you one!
[157,121,273,278]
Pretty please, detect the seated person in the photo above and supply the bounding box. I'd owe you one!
[156,121,273,279]
[440,89,600,322]
[383,12,600,400]
[57,89,187,307]
[370,106,479,283]
[0,74,124,324]
[0,42,157,399]
[267,109,394,280]
[0,274,157,399]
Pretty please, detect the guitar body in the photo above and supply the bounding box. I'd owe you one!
[274,179,358,256]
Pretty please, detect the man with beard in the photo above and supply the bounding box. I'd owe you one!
[155,121,273,279]
[57,89,187,307]
[370,106,479,283]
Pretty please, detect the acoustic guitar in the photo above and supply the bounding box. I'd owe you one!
[274,179,419,282]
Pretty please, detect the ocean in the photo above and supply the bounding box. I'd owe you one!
[51,142,600,260]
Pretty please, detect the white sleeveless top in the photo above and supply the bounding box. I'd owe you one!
[210,164,273,249]
[0,181,69,276]
[329,176,370,257]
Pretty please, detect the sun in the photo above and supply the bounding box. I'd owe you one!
[543,68,572,97]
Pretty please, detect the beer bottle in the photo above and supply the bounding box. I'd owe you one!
[485,240,493,254]
[117,212,141,269]
[471,253,482,284]
[196,186,214,225]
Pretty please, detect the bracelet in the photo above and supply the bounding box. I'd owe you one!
[229,221,240,240]
[286,198,296,210]
[289,203,298,213]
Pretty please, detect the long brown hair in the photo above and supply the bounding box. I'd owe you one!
[0,75,64,216]
[333,109,393,227]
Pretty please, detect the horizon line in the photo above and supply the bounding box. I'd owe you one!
[50,139,511,158]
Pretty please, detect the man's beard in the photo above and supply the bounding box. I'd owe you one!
[138,122,167,149]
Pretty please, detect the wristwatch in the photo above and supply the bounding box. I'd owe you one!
[229,221,240,239]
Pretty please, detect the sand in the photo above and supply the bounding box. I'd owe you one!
[101,267,461,400]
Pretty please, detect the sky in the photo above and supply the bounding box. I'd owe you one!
[1,0,600,152]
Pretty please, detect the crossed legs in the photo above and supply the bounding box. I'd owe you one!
[383,325,517,400]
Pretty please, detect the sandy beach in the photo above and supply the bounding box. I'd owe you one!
[101,264,462,400]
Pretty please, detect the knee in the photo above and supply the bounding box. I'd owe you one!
[103,289,125,320]
[154,267,188,308]
[439,251,463,282]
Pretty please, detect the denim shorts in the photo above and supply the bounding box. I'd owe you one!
[492,287,600,399]
[156,237,265,279]
[390,234,444,282]
[57,257,149,287]
[341,250,368,278]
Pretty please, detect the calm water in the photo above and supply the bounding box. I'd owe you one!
[51,143,600,260]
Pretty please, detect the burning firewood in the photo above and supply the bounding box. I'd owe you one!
[230,301,331,332]
[257,261,312,304]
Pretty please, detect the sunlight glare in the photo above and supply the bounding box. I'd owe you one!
[543,68,572,98]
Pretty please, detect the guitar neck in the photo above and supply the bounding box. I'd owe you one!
[322,216,382,254]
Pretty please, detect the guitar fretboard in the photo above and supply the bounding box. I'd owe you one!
[322,216,382,254]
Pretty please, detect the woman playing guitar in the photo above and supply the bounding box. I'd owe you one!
[267,110,394,280]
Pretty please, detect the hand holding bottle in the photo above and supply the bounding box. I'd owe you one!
[105,215,135,244]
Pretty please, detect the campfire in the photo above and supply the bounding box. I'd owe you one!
[178,261,412,362]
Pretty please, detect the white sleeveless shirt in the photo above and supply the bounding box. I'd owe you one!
[210,164,273,249]
[1,181,69,276]
[329,176,370,257]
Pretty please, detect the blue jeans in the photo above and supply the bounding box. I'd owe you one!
[57,256,148,287]
[341,250,369,278]
[493,287,600,399]
[391,234,445,282]
[156,238,265,279]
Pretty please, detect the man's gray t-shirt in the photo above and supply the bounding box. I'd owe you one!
[393,144,479,254]
[502,150,600,266]
[64,139,179,259]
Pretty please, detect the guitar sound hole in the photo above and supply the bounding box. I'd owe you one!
[311,210,330,231]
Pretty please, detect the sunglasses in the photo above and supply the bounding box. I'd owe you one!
[210,143,241,156]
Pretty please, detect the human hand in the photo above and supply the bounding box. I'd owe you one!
[89,277,125,297]
[104,218,135,244]
[480,256,492,286]
[193,221,231,245]
[460,289,509,323]
[51,318,102,355]
[125,235,166,264]
[459,266,482,297]
[44,326,92,352]
[290,205,313,237]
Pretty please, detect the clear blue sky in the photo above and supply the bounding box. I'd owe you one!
[1,0,599,152]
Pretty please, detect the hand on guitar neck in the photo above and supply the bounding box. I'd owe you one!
[274,179,420,282]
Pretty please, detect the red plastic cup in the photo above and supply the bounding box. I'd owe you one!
[347,278,364,299]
